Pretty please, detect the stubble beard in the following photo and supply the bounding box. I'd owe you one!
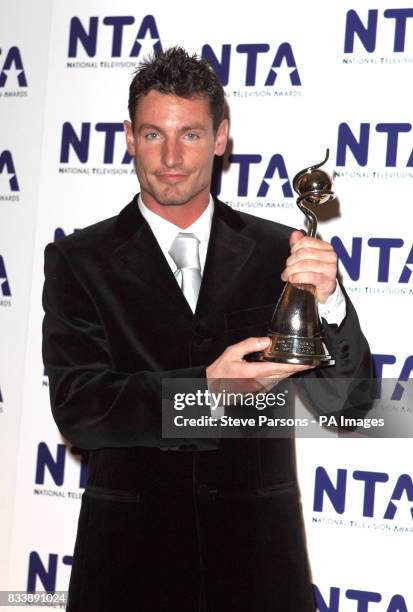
[152,192,194,206]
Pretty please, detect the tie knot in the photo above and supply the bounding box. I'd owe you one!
[168,232,201,270]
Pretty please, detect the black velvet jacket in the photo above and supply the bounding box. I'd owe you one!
[43,195,371,450]
[42,196,372,612]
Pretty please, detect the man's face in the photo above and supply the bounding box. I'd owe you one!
[124,90,228,208]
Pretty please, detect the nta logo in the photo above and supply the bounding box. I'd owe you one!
[215,153,293,199]
[35,442,88,488]
[203,43,300,87]
[314,467,413,520]
[68,15,161,58]
[314,584,408,612]
[0,46,27,87]
[60,122,132,164]
[336,123,413,167]
[54,227,81,241]
[344,9,413,53]
[28,552,72,592]
[0,150,19,191]
[372,354,413,402]
[0,256,11,297]
[331,237,413,283]
[373,354,413,381]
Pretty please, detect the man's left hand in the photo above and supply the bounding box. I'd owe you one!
[281,230,338,304]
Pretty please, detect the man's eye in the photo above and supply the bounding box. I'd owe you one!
[145,132,159,140]
[185,132,199,141]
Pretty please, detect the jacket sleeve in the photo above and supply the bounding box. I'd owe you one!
[42,242,213,451]
[322,284,372,378]
[297,284,375,422]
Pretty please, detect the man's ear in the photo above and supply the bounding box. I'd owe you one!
[123,120,136,156]
[214,119,229,157]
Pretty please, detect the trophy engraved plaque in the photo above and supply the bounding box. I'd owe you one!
[256,149,336,366]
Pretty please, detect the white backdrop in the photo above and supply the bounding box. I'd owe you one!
[1,1,412,610]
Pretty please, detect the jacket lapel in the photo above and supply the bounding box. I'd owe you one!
[195,198,255,320]
[111,196,194,318]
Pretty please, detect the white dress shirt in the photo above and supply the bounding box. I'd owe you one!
[137,194,346,324]
[138,194,213,280]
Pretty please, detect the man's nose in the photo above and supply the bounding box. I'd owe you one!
[162,138,183,168]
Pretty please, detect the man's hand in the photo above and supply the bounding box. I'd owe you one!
[281,230,338,304]
[206,337,314,395]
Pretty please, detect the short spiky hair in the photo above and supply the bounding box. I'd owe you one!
[128,47,225,132]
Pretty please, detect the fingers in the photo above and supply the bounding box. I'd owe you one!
[282,233,337,299]
[290,234,333,254]
[282,262,337,284]
[207,336,316,386]
[283,275,336,299]
[225,337,315,376]
[281,268,336,301]
[289,230,305,248]
[226,336,270,360]
[287,233,336,273]
[285,248,337,267]
[242,361,314,379]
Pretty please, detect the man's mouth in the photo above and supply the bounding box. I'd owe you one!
[156,173,189,184]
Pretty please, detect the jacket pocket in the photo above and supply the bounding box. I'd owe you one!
[84,485,141,503]
[204,480,298,504]
[255,479,298,498]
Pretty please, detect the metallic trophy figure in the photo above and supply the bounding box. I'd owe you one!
[258,149,336,365]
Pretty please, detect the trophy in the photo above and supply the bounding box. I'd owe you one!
[256,149,336,366]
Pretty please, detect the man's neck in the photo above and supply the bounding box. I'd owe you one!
[140,190,210,229]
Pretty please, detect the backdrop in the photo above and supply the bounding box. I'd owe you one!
[1,1,412,610]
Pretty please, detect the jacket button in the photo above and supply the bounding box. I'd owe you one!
[193,337,212,348]
[198,484,210,503]
[197,484,218,503]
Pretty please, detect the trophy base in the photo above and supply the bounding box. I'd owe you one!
[249,332,335,366]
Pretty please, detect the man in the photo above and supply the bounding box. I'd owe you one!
[42,47,372,611]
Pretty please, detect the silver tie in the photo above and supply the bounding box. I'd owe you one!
[168,232,202,312]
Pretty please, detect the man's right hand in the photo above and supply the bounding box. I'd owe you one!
[206,336,314,394]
